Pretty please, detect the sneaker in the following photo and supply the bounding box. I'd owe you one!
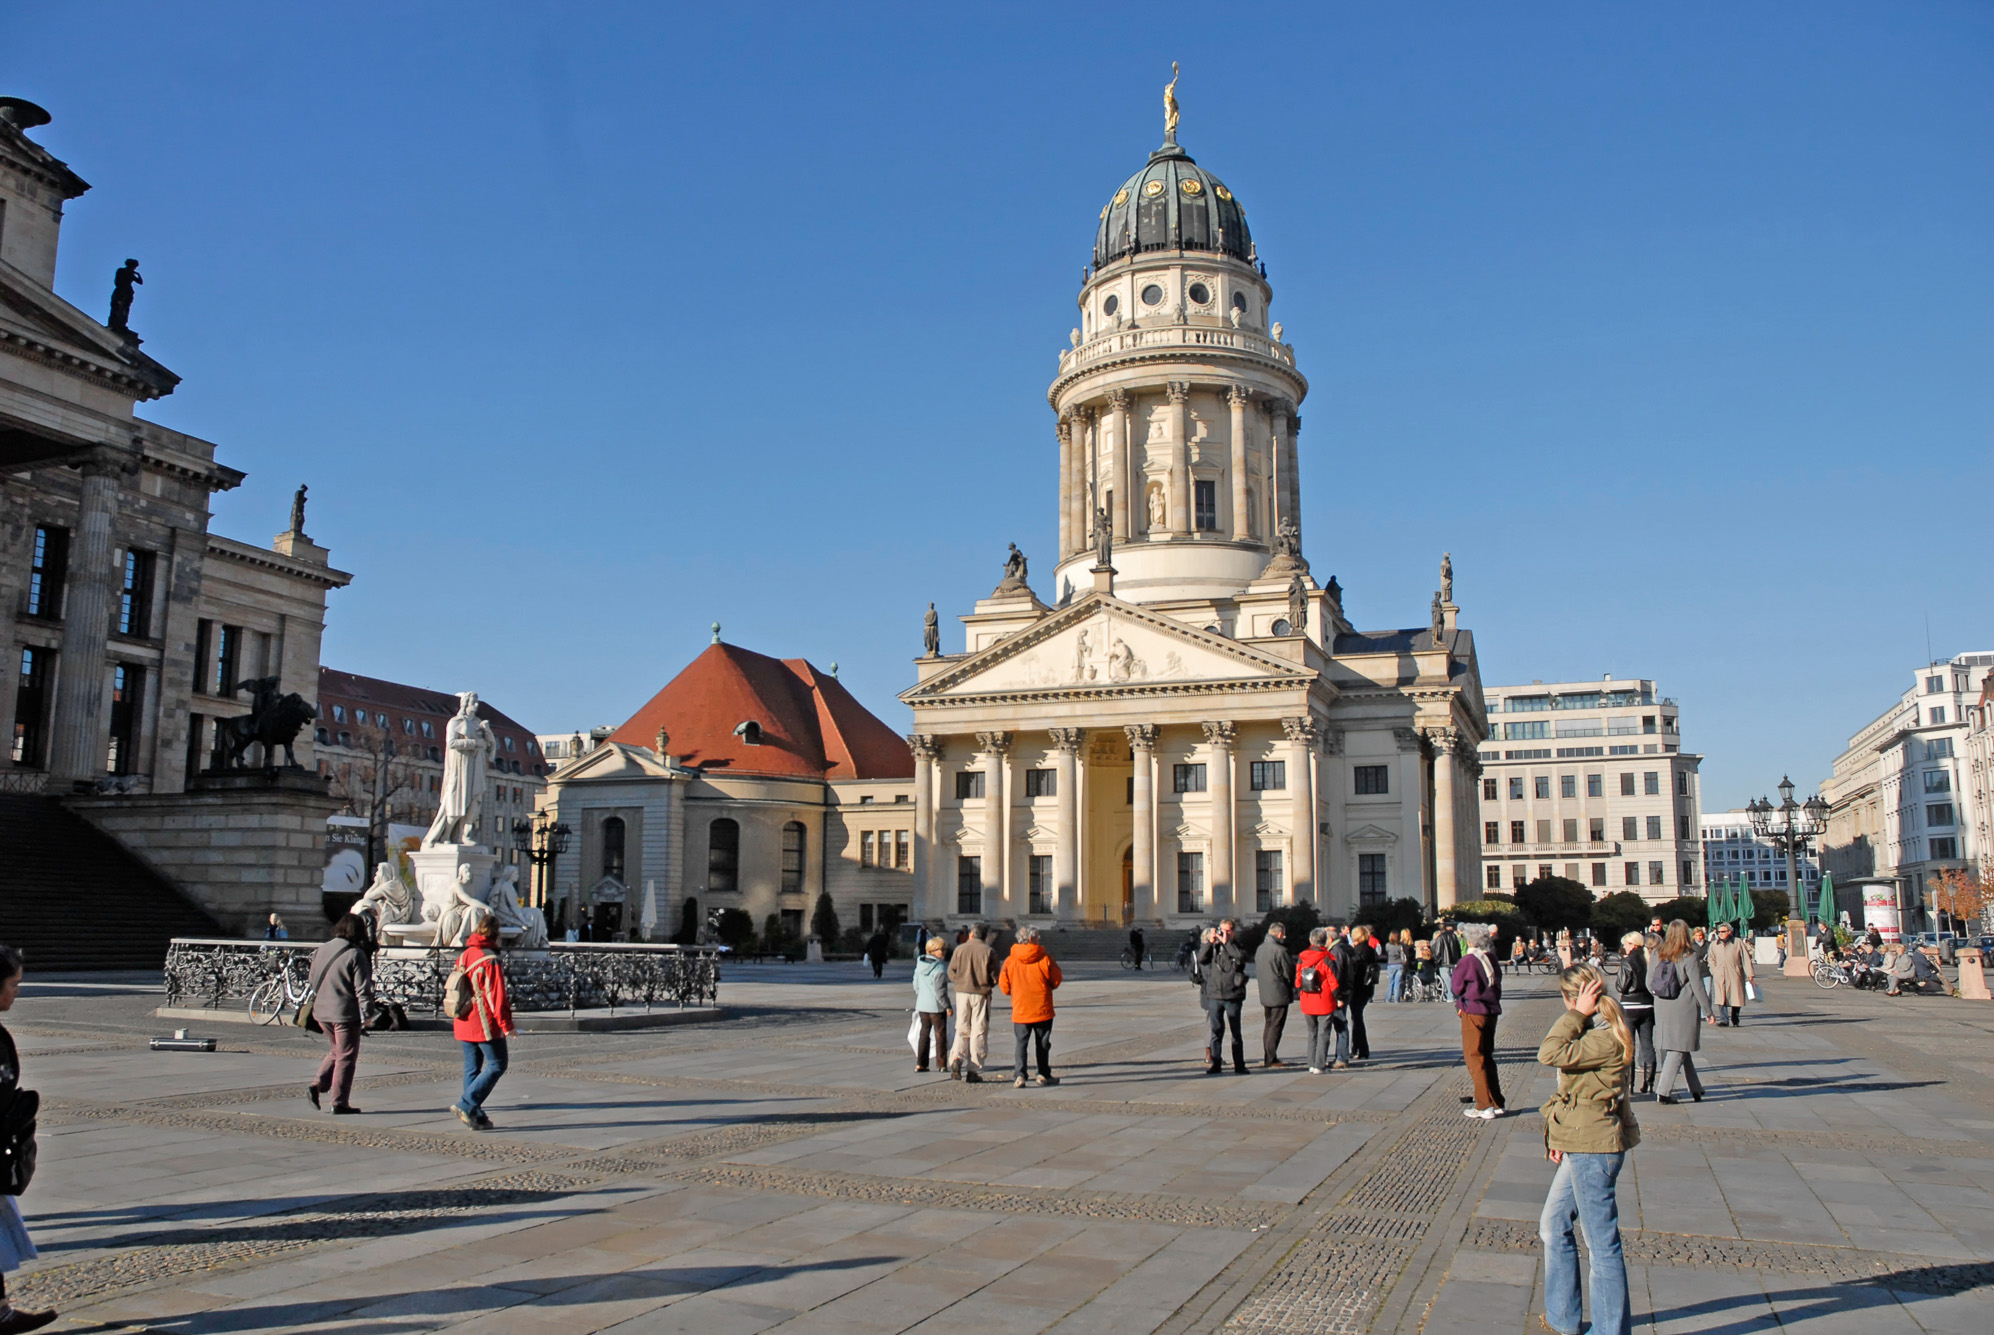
[1308,1066,1324,1075]
[1013,1075,1027,1088]
[453,1104,479,1128]
[1035,1074,1060,1086]
[1331,1061,1349,1070]
[963,1070,983,1084]
[331,1105,362,1115]
[1464,1106,1488,1119]
[474,1110,495,1130]
[949,1059,963,1080]
[305,1085,320,1110]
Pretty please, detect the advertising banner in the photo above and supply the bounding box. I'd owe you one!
[1861,885,1901,942]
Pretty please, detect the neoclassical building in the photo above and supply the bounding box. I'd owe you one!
[900,105,1488,929]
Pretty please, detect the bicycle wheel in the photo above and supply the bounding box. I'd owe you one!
[1811,961,1840,990]
[247,977,287,1024]
[1119,950,1134,971]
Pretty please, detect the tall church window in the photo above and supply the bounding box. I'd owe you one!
[26,526,67,619]
[957,856,981,914]
[781,821,805,893]
[707,818,738,893]
[107,665,144,774]
[117,549,154,637]
[1359,853,1387,906]
[11,648,50,766]
[1194,481,1217,531]
[601,816,626,883]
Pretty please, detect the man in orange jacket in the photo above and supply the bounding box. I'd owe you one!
[998,925,1063,1088]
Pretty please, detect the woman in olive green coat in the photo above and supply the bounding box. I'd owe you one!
[1536,965,1640,1335]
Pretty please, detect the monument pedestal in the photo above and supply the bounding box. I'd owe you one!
[409,844,496,926]
[1782,917,1812,977]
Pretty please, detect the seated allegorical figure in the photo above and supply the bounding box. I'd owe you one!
[355,861,420,935]
[489,865,549,950]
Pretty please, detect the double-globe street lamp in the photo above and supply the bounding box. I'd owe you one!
[1746,776,1830,927]
[511,811,571,918]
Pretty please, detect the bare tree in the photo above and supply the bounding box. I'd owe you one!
[326,728,431,870]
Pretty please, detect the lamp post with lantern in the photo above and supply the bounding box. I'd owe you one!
[511,811,571,917]
[1747,776,1830,973]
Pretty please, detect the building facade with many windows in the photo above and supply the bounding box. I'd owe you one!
[1699,809,1821,902]
[1476,678,1702,903]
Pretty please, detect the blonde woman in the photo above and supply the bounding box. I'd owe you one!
[1537,964,1640,1335]
[1652,919,1715,1104]
[1614,930,1657,1095]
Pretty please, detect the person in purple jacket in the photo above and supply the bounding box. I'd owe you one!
[1452,924,1506,1119]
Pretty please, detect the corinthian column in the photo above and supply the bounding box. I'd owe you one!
[1430,728,1459,911]
[1049,729,1084,919]
[1266,401,1287,539]
[1227,385,1251,540]
[1055,417,1072,558]
[976,732,1012,917]
[1203,722,1236,914]
[1072,411,1094,559]
[1282,717,1317,904]
[48,446,134,784]
[1287,413,1304,550]
[1108,390,1132,541]
[909,734,940,919]
[1168,381,1191,535]
[1125,724,1157,921]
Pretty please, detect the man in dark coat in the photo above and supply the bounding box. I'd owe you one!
[1128,927,1146,971]
[864,931,889,979]
[1197,919,1249,1075]
[1345,925,1379,1061]
[1254,922,1298,1067]
[1432,921,1463,999]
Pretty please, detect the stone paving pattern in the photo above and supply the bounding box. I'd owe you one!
[6,959,1991,1331]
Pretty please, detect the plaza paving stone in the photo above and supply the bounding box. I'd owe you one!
[3,959,1990,1331]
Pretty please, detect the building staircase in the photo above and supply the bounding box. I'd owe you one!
[0,794,221,970]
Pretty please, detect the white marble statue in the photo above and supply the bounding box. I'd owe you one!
[436,864,488,947]
[355,861,418,931]
[490,865,549,950]
[424,692,497,848]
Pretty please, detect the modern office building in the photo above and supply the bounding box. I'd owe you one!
[1699,808,1821,900]
[1477,677,1702,903]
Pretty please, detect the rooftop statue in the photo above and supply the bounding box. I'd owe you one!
[1441,551,1453,603]
[922,602,940,658]
[108,258,141,333]
[290,483,309,535]
[1092,503,1113,569]
[1288,574,1308,637]
[1163,62,1181,143]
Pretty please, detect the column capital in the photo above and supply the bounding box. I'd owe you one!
[1123,723,1158,752]
[1055,416,1073,442]
[1106,388,1131,410]
[1423,725,1460,754]
[1290,414,1302,437]
[1280,716,1317,745]
[907,734,942,762]
[975,731,1014,757]
[1393,725,1425,754]
[1318,726,1345,756]
[1227,383,1253,407]
[1165,381,1190,404]
[1047,727,1086,753]
[1201,720,1237,749]
[73,443,140,480]
[1263,397,1294,420]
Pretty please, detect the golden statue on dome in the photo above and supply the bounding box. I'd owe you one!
[1164,62,1181,143]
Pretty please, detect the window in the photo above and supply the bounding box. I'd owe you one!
[781,821,805,892]
[1508,695,1550,712]
[706,818,738,892]
[1642,716,1657,734]
[1174,763,1208,793]
[1591,863,1607,887]
[1249,760,1285,791]
[1024,768,1056,797]
[1177,851,1205,913]
[1926,803,1955,827]
[1029,855,1053,914]
[195,622,241,697]
[1930,836,1959,859]
[1927,675,1945,694]
[1925,738,1954,760]
[1649,861,1665,886]
[1512,864,1528,888]
[1355,765,1389,795]
[1646,815,1663,841]
[958,856,982,914]
[895,830,910,869]
[1510,820,1525,843]
[1483,778,1498,800]
[1625,861,1641,886]
[1487,864,1502,890]
[1644,771,1660,796]
[503,736,516,752]
[1535,819,1551,843]
[858,830,876,869]
[1256,849,1283,911]
[859,795,874,804]
[601,816,627,883]
[1929,708,1947,726]
[1623,816,1638,841]
[1923,771,1951,793]
[331,705,346,724]
[1358,853,1387,906]
[422,721,434,738]
[1534,776,1550,799]
[956,770,985,800]
[11,648,51,766]
[1194,480,1218,531]
[1589,818,1605,843]
[1504,722,1548,740]
[1588,774,1603,798]
[1560,775,1576,798]
[1677,771,1689,795]
[1619,773,1635,796]
[1485,821,1500,845]
[107,665,144,774]
[25,526,67,619]
[1508,777,1524,800]
[399,718,414,735]
[1562,818,1578,843]
[1683,862,1696,887]
[117,549,154,637]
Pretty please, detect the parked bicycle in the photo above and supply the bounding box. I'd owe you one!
[247,950,312,1024]
[1118,948,1151,970]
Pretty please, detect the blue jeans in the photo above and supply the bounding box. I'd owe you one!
[1539,1151,1629,1335]
[1386,963,1404,1002]
[458,1036,509,1114]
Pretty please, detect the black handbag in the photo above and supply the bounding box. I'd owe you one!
[0,1088,39,1196]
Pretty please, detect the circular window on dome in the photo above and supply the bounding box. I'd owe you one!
[1180,178,1203,196]
[1140,284,1164,306]
[1103,294,1119,317]
[1113,188,1130,207]
[1214,184,1233,201]
[1187,282,1211,306]
[1271,619,1292,637]
[1143,179,1165,198]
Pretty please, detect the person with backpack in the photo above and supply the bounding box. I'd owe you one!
[1432,920,1463,1000]
[1650,919,1714,1104]
[0,944,54,1333]
[1198,919,1249,1075]
[303,914,375,1115]
[1254,922,1297,1067]
[449,905,515,1129]
[1295,927,1343,1072]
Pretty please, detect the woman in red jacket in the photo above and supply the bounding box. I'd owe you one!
[1294,927,1341,1074]
[451,907,515,1130]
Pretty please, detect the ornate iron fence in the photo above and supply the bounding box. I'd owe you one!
[163,938,723,1016]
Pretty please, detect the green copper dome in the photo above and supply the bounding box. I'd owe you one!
[1093,143,1253,269]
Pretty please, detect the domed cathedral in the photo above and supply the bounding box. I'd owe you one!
[902,74,1488,933]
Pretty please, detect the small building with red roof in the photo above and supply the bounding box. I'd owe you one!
[540,636,918,942]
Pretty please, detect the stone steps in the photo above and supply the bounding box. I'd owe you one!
[0,794,221,971]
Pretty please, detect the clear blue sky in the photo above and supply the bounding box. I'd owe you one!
[9,3,1990,809]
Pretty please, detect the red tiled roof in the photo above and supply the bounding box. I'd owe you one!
[316,668,543,773]
[608,643,912,780]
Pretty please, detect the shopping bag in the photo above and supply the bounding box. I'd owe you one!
[906,1012,921,1053]
[1745,979,1761,1003]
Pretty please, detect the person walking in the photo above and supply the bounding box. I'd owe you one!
[1255,922,1297,1067]
[1128,926,1146,971]
[998,926,1062,1087]
[1614,931,1657,1095]
[1385,929,1409,1003]
[450,906,515,1130]
[1651,920,1714,1105]
[864,930,889,980]
[1537,964,1641,1335]
[0,944,56,1333]
[1433,920,1463,1000]
[912,937,952,1073]
[1198,919,1249,1074]
[1346,925,1378,1058]
[1705,922,1755,1026]
[304,913,374,1115]
[947,923,996,1082]
[1453,924,1506,1118]
[1295,927,1343,1072]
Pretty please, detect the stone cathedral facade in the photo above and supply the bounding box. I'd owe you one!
[901,116,1489,930]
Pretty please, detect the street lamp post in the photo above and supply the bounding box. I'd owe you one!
[1746,775,1830,927]
[511,811,571,916]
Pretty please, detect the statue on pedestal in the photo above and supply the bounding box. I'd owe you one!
[922,603,940,658]
[212,675,317,769]
[1440,551,1453,603]
[108,258,141,333]
[1092,503,1113,569]
[290,484,309,536]
[424,692,496,847]
[1430,591,1445,644]
[1287,574,1308,636]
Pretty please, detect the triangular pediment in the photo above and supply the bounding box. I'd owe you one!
[1345,824,1399,844]
[904,594,1311,703]
[0,266,179,398]
[553,741,675,784]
